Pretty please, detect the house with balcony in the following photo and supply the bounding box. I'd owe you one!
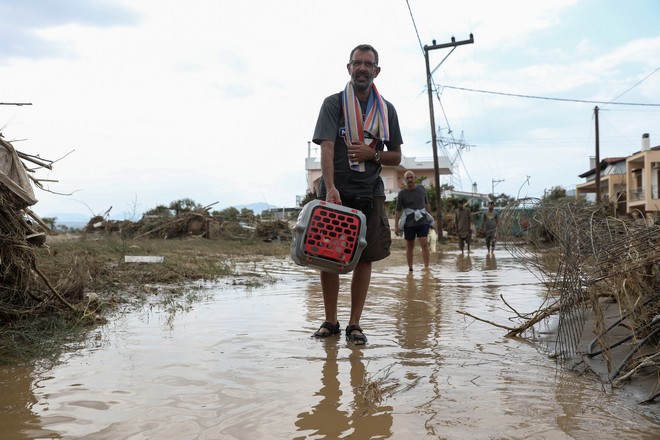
[576,133,660,217]
[304,141,453,202]
[626,134,660,215]
[575,156,628,214]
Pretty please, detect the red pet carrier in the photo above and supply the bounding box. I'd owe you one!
[291,200,367,274]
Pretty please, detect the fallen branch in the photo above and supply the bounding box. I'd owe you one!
[132,211,219,240]
[502,293,615,338]
[505,302,562,337]
[32,262,76,312]
[640,390,660,405]
[501,294,524,318]
[23,208,51,233]
[132,215,192,239]
[456,310,516,332]
[16,151,53,170]
[612,351,660,386]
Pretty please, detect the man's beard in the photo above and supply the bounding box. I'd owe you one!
[352,74,372,92]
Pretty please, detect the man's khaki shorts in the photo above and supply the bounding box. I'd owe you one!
[359,196,391,262]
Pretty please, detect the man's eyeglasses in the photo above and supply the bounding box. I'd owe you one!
[350,60,377,69]
[405,176,415,180]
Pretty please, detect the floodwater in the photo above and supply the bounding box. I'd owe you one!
[1,247,658,439]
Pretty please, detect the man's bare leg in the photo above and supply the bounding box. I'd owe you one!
[405,240,415,271]
[348,261,371,344]
[317,271,340,336]
[419,236,430,268]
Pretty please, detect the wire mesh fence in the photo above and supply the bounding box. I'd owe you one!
[500,197,659,391]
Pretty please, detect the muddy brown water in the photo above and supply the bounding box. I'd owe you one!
[1,248,658,439]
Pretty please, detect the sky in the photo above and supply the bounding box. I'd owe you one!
[2,0,660,220]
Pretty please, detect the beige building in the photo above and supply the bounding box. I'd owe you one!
[576,133,660,216]
[305,142,452,202]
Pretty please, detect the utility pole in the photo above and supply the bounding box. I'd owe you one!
[594,106,601,204]
[491,179,504,197]
[424,34,474,239]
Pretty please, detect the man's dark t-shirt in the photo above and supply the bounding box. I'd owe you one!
[312,92,403,199]
[396,185,431,227]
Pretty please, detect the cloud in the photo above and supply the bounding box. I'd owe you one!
[0,0,139,60]
[2,0,659,219]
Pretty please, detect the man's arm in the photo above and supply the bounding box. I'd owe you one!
[380,144,401,166]
[320,140,341,204]
[394,209,401,236]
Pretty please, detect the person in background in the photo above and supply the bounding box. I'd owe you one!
[480,201,499,254]
[454,199,472,254]
[311,44,403,345]
[394,171,433,271]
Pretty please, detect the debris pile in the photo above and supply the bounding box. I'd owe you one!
[82,204,218,239]
[82,210,292,242]
[500,198,659,400]
[0,137,75,320]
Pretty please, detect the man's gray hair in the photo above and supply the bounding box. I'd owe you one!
[349,44,379,66]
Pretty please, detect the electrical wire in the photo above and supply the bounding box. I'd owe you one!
[604,66,660,107]
[405,0,424,55]
[437,84,660,107]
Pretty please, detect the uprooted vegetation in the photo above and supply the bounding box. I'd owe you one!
[460,197,659,403]
[83,207,293,242]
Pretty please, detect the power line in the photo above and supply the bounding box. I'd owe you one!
[604,66,660,107]
[437,84,660,106]
[405,0,424,54]
[405,0,475,191]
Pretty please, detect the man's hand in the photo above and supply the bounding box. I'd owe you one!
[326,187,341,205]
[347,141,371,162]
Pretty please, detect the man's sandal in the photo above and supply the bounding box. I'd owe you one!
[313,321,341,338]
[345,324,367,345]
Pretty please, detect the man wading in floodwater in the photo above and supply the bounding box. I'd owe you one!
[311,44,403,345]
[394,170,433,271]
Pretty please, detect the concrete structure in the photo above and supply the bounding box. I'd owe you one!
[576,133,660,217]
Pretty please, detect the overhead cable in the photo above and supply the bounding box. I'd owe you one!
[438,84,660,107]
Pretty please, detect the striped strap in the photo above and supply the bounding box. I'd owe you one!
[342,82,389,172]
[342,82,389,145]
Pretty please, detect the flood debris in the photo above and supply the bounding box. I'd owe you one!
[458,199,660,403]
[467,197,659,402]
[0,137,81,323]
[82,207,292,242]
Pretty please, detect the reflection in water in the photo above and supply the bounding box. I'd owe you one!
[295,341,348,439]
[456,254,472,272]
[484,253,497,271]
[295,342,392,439]
[398,271,437,352]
